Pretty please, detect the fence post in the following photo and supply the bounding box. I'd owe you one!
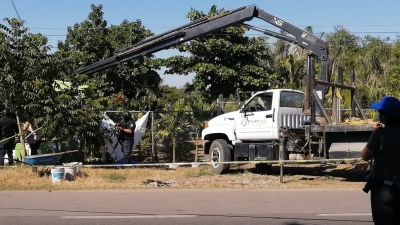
[151,111,157,162]
[279,131,287,183]
[194,133,199,162]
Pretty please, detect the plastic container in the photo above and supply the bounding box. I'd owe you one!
[64,166,77,181]
[77,162,82,174]
[63,162,82,175]
[51,167,64,183]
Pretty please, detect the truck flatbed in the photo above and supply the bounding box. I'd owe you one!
[311,123,374,133]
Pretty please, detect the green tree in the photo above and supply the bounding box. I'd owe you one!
[155,98,192,163]
[383,41,400,98]
[0,18,59,147]
[49,4,167,156]
[0,18,56,112]
[163,5,277,102]
[355,36,392,103]
[56,4,162,102]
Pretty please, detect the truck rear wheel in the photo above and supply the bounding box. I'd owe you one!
[209,139,231,174]
[255,163,272,172]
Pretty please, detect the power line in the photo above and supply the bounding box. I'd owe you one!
[45,39,399,49]
[10,0,23,29]
[39,32,400,37]
[26,24,400,30]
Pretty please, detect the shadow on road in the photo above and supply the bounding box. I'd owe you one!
[229,162,369,182]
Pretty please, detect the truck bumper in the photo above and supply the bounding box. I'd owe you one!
[234,143,279,161]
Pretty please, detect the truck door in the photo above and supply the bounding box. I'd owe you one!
[235,92,276,141]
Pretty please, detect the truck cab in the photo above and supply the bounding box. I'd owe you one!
[201,89,307,174]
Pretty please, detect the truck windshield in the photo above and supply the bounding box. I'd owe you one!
[280,91,304,108]
[246,92,273,111]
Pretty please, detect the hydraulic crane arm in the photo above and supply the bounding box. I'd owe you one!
[74,5,328,75]
[74,5,331,117]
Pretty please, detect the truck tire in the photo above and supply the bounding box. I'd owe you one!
[209,139,231,174]
[255,163,272,172]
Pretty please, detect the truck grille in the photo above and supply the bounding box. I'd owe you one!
[280,114,310,129]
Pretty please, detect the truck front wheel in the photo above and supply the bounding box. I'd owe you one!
[209,139,231,174]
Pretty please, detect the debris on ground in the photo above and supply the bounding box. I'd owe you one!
[142,179,172,187]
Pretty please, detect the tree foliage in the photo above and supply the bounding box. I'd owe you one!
[163,5,277,102]
[0,18,57,114]
[57,4,162,101]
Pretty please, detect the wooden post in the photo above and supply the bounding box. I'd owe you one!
[15,112,27,155]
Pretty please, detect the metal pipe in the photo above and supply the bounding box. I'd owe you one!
[314,79,355,90]
[304,55,312,113]
[337,98,342,122]
[151,112,157,162]
[242,24,297,43]
[354,95,368,119]
[338,67,343,84]
[312,90,332,124]
[351,70,356,117]
[310,57,317,124]
[311,94,316,125]
[332,86,337,122]
[195,133,199,162]
[279,132,287,183]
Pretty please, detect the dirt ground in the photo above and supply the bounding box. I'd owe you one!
[0,162,369,191]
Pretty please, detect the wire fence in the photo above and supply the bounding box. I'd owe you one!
[103,110,218,163]
[103,106,377,164]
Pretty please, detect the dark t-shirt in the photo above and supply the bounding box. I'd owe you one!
[366,126,400,180]
[118,119,136,140]
[0,116,18,143]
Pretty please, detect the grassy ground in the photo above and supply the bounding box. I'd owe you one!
[0,162,369,191]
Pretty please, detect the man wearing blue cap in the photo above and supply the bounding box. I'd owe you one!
[361,95,400,225]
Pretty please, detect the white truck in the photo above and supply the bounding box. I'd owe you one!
[201,67,374,175]
[201,88,308,174]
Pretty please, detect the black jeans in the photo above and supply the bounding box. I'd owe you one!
[371,181,400,225]
[121,139,134,163]
[29,140,42,155]
[0,141,15,167]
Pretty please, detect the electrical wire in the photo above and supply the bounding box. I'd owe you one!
[44,39,399,49]
[10,0,23,28]
[26,24,400,30]
[39,32,400,37]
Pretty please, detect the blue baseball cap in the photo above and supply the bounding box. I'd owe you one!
[371,96,400,115]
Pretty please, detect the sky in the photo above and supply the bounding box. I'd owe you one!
[1,0,400,88]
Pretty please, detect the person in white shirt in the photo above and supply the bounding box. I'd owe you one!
[22,112,42,155]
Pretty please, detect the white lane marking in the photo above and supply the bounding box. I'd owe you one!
[62,215,196,219]
[317,213,371,217]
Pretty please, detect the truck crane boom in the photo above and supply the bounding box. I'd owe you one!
[74,5,331,116]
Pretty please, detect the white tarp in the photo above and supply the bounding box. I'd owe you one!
[101,111,150,163]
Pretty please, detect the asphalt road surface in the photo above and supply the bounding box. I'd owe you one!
[0,188,374,225]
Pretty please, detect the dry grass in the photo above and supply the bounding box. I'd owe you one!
[0,162,368,191]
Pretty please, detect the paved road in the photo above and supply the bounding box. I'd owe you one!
[0,188,373,225]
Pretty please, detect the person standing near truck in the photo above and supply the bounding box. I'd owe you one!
[22,112,42,155]
[0,109,19,168]
[116,111,136,164]
[361,96,400,225]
